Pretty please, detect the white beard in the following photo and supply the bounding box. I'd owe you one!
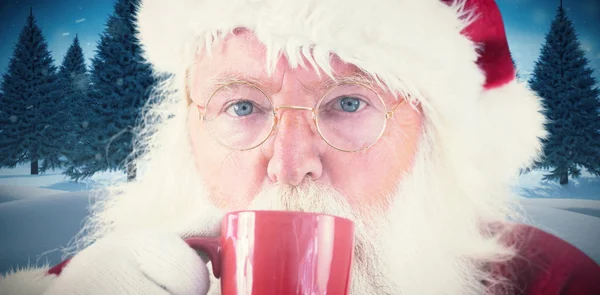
[66,78,523,295]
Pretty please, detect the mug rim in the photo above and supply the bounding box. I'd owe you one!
[225,209,355,224]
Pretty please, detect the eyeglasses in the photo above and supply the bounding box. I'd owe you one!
[196,81,404,152]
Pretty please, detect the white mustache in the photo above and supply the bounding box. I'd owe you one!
[246,182,359,221]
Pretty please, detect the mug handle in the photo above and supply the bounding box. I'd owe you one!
[185,236,222,278]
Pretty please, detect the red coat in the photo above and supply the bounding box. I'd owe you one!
[487,224,600,294]
[48,224,600,294]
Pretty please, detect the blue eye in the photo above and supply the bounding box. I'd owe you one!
[339,96,362,112]
[227,100,254,116]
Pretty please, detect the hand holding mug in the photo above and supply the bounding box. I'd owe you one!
[44,230,211,295]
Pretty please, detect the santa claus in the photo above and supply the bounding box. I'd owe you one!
[1,0,599,294]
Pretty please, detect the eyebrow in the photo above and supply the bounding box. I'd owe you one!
[205,72,380,95]
[208,74,264,90]
[312,73,380,92]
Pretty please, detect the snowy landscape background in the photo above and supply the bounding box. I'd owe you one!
[1,164,599,275]
[1,0,600,277]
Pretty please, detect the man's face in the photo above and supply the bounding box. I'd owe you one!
[186,31,423,213]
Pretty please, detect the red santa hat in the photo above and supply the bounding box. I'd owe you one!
[134,0,546,183]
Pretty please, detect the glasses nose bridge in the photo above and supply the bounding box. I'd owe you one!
[274,105,316,121]
[275,105,314,113]
[271,105,316,135]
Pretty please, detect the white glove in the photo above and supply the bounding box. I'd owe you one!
[43,230,210,295]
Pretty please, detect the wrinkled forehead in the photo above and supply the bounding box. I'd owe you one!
[188,29,380,94]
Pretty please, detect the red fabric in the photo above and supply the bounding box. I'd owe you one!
[489,224,600,295]
[441,0,516,89]
[47,258,70,276]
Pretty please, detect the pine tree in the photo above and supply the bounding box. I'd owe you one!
[0,8,63,175]
[58,35,91,167]
[528,3,600,185]
[511,56,521,81]
[64,0,155,181]
[0,91,6,128]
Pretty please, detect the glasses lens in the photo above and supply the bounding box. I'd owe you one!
[316,83,387,151]
[204,83,274,150]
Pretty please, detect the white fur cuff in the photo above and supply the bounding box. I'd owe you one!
[0,267,55,295]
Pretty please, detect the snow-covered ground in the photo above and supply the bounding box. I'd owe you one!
[0,189,91,274]
[514,169,600,201]
[0,163,125,193]
[0,163,599,275]
[0,164,125,275]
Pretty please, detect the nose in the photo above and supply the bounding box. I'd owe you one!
[264,109,324,186]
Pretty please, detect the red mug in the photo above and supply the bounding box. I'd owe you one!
[186,210,355,295]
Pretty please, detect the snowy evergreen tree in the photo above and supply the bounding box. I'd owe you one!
[0,91,4,121]
[511,56,521,81]
[0,91,6,128]
[58,35,91,166]
[0,8,63,175]
[528,4,600,185]
[64,0,155,181]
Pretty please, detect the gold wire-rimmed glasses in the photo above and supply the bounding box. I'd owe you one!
[196,81,404,152]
